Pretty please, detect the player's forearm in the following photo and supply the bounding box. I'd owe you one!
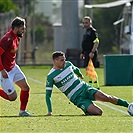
[91,42,99,53]
[74,68,83,78]
[46,90,52,113]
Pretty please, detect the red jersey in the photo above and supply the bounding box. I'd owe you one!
[0,30,20,72]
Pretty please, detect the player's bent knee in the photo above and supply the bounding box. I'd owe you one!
[97,109,103,116]
[96,107,103,115]
[87,105,103,116]
[8,91,17,101]
[88,109,102,116]
[9,96,17,101]
[93,108,103,115]
[23,85,30,91]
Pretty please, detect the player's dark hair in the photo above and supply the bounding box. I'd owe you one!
[11,16,25,29]
[52,51,65,60]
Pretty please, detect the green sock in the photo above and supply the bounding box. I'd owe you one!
[116,98,129,107]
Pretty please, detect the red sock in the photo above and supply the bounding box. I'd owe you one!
[0,89,9,100]
[20,90,29,111]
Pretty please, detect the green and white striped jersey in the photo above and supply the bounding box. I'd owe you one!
[46,61,84,100]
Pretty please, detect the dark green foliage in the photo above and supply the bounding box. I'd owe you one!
[0,0,17,13]
[93,6,123,53]
[85,0,125,53]
[35,24,46,43]
[30,13,53,46]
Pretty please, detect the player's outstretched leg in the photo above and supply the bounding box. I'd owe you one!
[94,91,129,107]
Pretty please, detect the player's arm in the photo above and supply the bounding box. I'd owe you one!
[0,47,8,78]
[91,38,99,53]
[0,37,12,78]
[46,89,52,116]
[74,68,84,79]
[0,47,5,71]
[69,61,84,79]
[91,31,99,53]
[45,75,54,116]
[89,30,99,58]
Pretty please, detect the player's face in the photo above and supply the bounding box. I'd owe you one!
[16,26,26,38]
[55,55,66,69]
[82,19,90,29]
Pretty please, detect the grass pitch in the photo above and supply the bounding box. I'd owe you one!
[0,66,133,133]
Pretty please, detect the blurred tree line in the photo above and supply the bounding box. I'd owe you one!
[0,0,17,12]
[0,0,53,48]
[0,0,125,55]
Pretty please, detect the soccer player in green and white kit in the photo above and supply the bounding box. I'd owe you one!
[46,51,130,116]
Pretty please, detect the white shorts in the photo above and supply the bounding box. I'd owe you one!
[0,64,25,95]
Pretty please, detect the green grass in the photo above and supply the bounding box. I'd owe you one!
[0,66,133,133]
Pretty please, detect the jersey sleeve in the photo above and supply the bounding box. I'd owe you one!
[0,47,5,70]
[46,90,52,112]
[0,37,12,50]
[46,74,54,112]
[0,37,12,70]
[91,29,99,43]
[68,61,83,77]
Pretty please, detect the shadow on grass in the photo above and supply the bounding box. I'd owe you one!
[0,114,90,118]
[0,114,131,119]
[30,91,62,94]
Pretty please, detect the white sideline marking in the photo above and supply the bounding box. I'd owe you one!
[28,77,129,115]
[28,77,44,84]
[95,101,128,115]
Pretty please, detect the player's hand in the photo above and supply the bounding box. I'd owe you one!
[1,69,8,78]
[47,112,52,116]
[80,75,84,79]
[78,75,84,79]
[80,54,85,59]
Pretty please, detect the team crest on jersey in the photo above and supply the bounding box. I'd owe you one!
[11,49,18,53]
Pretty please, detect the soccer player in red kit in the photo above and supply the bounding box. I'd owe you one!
[0,17,33,116]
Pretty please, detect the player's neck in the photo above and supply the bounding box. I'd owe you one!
[53,65,62,70]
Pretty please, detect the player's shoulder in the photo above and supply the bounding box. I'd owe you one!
[66,61,73,66]
[91,27,97,32]
[1,32,13,42]
[47,68,55,76]
[47,67,62,79]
